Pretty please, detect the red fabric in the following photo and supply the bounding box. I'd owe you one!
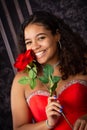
[27,81,87,130]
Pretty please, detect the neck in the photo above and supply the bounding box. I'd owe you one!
[53,61,60,68]
[41,60,60,69]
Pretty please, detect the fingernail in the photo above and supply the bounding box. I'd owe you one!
[54,95,57,99]
[61,106,63,109]
[59,109,63,113]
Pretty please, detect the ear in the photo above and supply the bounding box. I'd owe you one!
[55,31,61,42]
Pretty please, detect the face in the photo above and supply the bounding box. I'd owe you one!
[24,23,60,65]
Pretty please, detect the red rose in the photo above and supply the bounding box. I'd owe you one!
[14,50,35,71]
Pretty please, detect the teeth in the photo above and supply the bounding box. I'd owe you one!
[35,51,44,56]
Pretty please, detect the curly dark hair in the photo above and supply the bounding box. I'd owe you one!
[18,11,87,80]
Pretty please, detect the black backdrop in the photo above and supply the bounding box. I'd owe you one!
[0,0,87,130]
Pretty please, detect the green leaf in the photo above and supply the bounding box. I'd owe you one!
[52,76,61,83]
[18,76,29,84]
[29,67,37,79]
[30,78,36,89]
[33,66,37,73]
[43,64,54,77]
[39,76,49,83]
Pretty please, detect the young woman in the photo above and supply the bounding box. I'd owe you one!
[11,11,87,130]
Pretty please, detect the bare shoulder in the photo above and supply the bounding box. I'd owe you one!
[12,71,27,87]
[13,71,27,82]
[11,71,38,96]
[11,71,27,96]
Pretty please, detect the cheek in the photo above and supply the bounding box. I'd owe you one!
[26,45,31,50]
[45,39,55,48]
[49,43,58,55]
[49,40,57,50]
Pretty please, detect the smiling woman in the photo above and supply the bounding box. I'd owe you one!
[24,24,59,65]
[11,11,87,130]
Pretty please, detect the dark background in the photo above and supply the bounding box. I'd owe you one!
[0,0,87,130]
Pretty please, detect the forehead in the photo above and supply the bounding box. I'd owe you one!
[24,23,51,38]
[25,23,48,32]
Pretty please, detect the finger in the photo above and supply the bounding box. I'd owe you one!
[47,100,62,110]
[46,107,61,117]
[46,104,63,114]
[73,119,81,130]
[48,111,61,117]
[79,120,86,130]
[85,124,87,130]
[48,96,57,104]
[48,96,62,108]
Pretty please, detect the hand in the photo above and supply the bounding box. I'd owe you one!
[45,96,63,127]
[73,114,87,130]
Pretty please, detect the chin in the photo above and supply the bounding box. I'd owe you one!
[37,58,46,65]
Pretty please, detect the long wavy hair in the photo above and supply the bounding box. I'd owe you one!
[18,11,87,80]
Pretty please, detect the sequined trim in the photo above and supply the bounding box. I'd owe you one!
[26,79,87,104]
[57,79,87,97]
[26,90,49,104]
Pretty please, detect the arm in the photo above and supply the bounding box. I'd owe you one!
[11,73,50,130]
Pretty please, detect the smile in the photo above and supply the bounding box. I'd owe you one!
[35,50,46,59]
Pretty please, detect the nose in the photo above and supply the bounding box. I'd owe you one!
[31,41,41,51]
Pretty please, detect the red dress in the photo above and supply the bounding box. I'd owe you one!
[26,80,87,130]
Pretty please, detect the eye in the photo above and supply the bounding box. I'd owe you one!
[38,36,46,41]
[25,41,32,45]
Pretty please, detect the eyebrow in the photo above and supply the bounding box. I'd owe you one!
[25,33,47,42]
[36,33,47,37]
